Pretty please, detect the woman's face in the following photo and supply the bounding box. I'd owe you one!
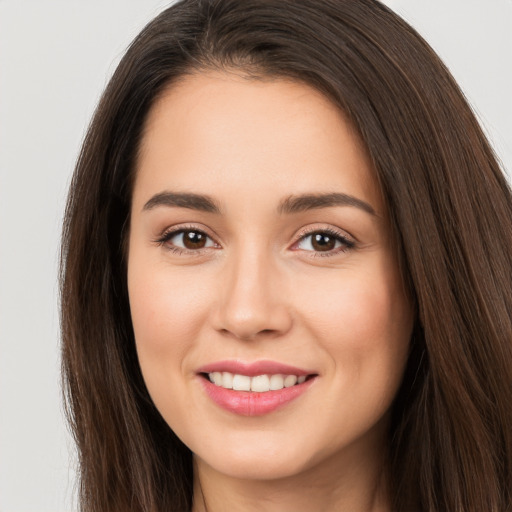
[128,71,413,481]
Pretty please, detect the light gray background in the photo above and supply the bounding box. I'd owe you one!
[0,1,510,511]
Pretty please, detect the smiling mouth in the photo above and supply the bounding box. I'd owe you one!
[201,372,316,392]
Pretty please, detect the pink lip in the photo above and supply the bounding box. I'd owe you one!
[197,359,314,377]
[197,360,318,416]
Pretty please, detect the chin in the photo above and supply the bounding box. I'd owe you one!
[199,454,308,481]
[192,434,314,481]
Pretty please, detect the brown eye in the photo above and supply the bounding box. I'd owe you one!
[295,230,354,255]
[162,229,216,251]
[311,233,337,251]
[182,230,207,249]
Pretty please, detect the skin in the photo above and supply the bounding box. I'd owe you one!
[127,70,414,512]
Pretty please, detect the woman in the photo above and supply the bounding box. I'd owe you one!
[60,0,512,510]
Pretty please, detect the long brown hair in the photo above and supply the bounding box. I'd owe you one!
[60,1,512,510]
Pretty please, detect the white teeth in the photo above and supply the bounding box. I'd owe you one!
[284,375,297,387]
[221,371,233,389]
[232,374,251,391]
[269,374,285,390]
[251,374,270,392]
[207,372,308,392]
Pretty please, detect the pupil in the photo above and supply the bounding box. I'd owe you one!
[183,231,206,249]
[312,233,335,251]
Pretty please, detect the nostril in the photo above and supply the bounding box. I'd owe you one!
[218,328,279,342]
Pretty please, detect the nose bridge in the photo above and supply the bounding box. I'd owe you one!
[214,239,291,340]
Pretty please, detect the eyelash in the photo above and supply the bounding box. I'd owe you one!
[154,225,356,257]
[154,224,217,256]
[292,227,355,257]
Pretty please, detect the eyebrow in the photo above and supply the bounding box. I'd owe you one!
[278,193,376,216]
[143,192,221,213]
[142,191,376,216]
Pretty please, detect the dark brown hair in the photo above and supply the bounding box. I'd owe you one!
[60,1,512,510]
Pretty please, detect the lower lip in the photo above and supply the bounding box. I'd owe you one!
[199,376,316,416]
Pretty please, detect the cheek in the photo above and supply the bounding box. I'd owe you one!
[298,263,413,380]
[299,270,413,444]
[127,258,216,430]
[127,258,211,372]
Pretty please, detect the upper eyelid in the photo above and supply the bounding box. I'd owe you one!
[159,223,216,239]
[293,224,356,244]
[291,228,355,251]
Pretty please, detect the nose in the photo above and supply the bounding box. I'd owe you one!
[212,246,293,341]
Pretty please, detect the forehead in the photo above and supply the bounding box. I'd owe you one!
[134,70,384,215]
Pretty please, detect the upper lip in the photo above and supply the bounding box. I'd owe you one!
[197,359,316,377]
